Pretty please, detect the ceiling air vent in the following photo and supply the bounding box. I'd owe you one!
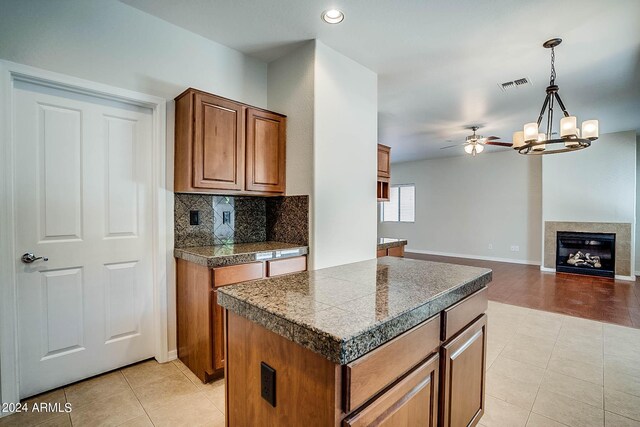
[498,77,531,92]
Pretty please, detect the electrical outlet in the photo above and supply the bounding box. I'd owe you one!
[488,244,493,250]
[189,210,200,226]
[261,362,276,407]
[223,211,231,225]
[510,245,520,252]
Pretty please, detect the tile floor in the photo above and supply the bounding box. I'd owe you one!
[480,301,640,427]
[0,359,225,427]
[2,300,640,426]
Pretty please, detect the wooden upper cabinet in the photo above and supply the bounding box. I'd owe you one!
[193,93,244,191]
[245,108,286,193]
[377,144,391,178]
[174,88,286,195]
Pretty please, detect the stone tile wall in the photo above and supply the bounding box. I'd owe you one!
[175,194,309,248]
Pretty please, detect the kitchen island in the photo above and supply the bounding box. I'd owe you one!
[218,256,491,426]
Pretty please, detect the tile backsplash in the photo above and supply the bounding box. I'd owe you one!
[175,194,308,248]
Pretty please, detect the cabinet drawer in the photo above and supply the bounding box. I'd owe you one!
[266,256,307,277]
[343,353,439,427]
[212,262,264,288]
[442,287,487,341]
[344,313,440,412]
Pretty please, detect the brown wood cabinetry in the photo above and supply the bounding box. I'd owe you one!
[377,245,405,258]
[440,314,487,427]
[176,256,306,382]
[343,354,439,427]
[245,108,286,193]
[174,88,286,195]
[225,287,487,426]
[377,144,391,201]
[344,313,440,412]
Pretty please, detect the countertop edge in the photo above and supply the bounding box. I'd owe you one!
[376,239,408,250]
[219,269,492,365]
[174,244,309,268]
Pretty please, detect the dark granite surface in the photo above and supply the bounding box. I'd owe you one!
[218,257,492,364]
[377,237,408,250]
[267,196,309,246]
[174,242,309,268]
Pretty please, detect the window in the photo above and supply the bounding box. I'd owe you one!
[380,184,415,222]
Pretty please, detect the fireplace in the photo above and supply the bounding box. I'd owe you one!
[556,231,615,278]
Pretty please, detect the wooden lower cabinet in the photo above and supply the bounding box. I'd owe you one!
[343,354,439,427]
[377,245,406,258]
[440,314,487,427]
[226,302,488,426]
[177,256,307,383]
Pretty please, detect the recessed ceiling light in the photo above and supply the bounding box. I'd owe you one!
[321,9,344,24]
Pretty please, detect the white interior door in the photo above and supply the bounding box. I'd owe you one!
[13,80,155,398]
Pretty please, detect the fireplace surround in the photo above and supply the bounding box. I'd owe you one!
[556,231,615,278]
[543,221,632,278]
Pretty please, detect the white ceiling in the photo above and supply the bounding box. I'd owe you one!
[122,0,640,162]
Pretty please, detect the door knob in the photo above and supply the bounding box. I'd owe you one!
[21,252,48,264]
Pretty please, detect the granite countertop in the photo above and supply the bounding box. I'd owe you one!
[218,257,491,364]
[174,241,308,268]
[377,237,408,250]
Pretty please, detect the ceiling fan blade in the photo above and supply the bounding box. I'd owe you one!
[440,143,464,150]
[484,141,513,147]
[485,136,501,141]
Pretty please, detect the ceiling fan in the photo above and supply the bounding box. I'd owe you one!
[440,126,512,156]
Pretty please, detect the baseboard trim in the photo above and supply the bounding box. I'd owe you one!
[405,248,541,266]
[166,349,177,361]
[540,266,636,282]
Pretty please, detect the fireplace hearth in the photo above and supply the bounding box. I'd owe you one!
[556,231,615,278]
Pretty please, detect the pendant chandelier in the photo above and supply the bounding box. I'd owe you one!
[512,38,599,155]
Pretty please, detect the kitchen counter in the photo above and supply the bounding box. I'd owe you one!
[377,237,408,250]
[218,256,491,364]
[174,241,308,268]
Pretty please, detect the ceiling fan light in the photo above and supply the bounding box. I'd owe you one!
[582,120,599,140]
[475,143,484,153]
[464,144,474,154]
[512,131,525,149]
[560,116,578,137]
[524,122,539,142]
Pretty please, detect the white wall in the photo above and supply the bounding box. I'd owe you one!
[637,135,640,274]
[0,0,267,105]
[267,41,316,267]
[0,0,269,369]
[542,130,637,273]
[267,41,378,269]
[378,150,543,264]
[313,42,378,268]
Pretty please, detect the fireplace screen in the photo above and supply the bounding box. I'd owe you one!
[556,231,615,278]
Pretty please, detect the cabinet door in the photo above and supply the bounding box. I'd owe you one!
[193,93,244,190]
[387,245,404,257]
[245,108,286,193]
[440,314,487,427]
[212,290,224,371]
[343,353,439,427]
[377,144,391,178]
